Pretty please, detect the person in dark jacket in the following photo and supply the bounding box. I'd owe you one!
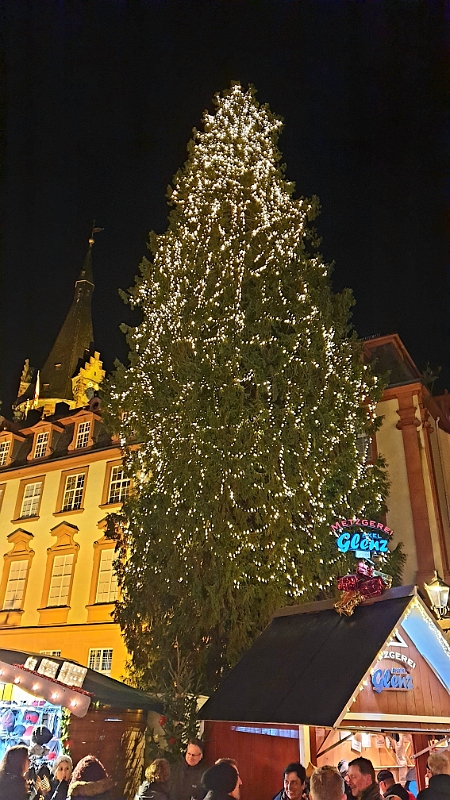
[136,758,170,800]
[49,754,73,800]
[67,755,114,800]
[0,744,30,800]
[202,761,240,800]
[169,739,206,800]
[347,758,381,800]
[417,752,450,800]
[377,770,409,800]
[272,762,307,800]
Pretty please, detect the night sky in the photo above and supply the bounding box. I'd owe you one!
[1,1,448,415]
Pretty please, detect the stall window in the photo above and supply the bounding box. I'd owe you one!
[34,432,49,459]
[62,473,85,511]
[75,421,91,450]
[20,481,43,518]
[0,441,10,466]
[48,554,74,606]
[88,648,113,675]
[4,560,28,609]
[96,549,118,603]
[108,466,130,504]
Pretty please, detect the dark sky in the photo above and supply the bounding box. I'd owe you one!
[1,0,448,415]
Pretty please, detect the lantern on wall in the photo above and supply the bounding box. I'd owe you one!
[424,571,450,619]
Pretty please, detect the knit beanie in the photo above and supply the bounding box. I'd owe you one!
[202,762,237,795]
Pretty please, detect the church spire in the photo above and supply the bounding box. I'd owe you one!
[38,229,102,408]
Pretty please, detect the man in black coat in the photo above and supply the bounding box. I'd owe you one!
[169,739,206,800]
[417,752,450,800]
[377,770,409,800]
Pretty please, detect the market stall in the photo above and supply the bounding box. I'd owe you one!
[0,648,162,800]
[199,586,450,800]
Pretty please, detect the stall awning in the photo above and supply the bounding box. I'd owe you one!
[0,648,163,716]
[199,586,450,730]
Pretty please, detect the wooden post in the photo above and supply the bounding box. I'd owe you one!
[411,733,429,792]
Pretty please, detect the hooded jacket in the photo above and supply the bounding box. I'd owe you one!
[361,783,382,800]
[67,776,114,799]
[417,773,450,800]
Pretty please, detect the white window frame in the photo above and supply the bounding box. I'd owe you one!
[88,648,113,675]
[96,549,118,604]
[62,473,85,511]
[48,553,74,606]
[108,465,130,504]
[34,432,49,459]
[75,421,91,449]
[4,560,28,609]
[20,481,42,518]
[0,441,10,466]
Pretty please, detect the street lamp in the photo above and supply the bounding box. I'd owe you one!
[424,571,450,619]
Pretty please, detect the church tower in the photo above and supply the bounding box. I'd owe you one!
[14,231,105,418]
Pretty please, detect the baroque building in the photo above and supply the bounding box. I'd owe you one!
[364,333,450,603]
[0,236,128,678]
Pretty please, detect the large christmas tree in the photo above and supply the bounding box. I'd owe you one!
[105,84,390,693]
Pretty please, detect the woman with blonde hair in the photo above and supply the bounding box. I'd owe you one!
[49,754,73,800]
[136,758,171,800]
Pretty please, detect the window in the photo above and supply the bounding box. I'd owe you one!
[20,481,42,518]
[75,421,91,449]
[96,549,118,604]
[89,648,113,675]
[62,473,85,511]
[4,561,28,609]
[0,442,10,466]
[108,466,130,504]
[34,432,49,459]
[48,554,74,606]
[40,650,61,657]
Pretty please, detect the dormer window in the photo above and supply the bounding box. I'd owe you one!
[0,441,10,466]
[34,432,49,459]
[75,421,91,449]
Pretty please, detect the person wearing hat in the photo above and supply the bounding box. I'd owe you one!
[68,755,114,799]
[377,771,409,800]
[202,761,240,800]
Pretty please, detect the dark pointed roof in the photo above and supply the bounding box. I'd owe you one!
[198,586,448,728]
[40,239,95,401]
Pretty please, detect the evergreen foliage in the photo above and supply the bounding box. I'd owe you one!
[104,84,392,693]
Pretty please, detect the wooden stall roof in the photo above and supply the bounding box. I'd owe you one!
[199,586,450,729]
[0,647,163,712]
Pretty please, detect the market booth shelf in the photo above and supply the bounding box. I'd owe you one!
[199,586,450,800]
[0,648,162,800]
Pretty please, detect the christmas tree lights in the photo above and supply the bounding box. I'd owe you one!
[104,84,392,692]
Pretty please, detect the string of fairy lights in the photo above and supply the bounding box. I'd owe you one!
[109,84,387,616]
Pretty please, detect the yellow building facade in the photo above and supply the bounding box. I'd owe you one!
[0,403,129,679]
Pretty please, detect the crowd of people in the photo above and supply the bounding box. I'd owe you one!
[0,746,113,800]
[1,735,450,800]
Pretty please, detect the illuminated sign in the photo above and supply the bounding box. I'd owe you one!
[336,531,389,556]
[332,518,393,560]
[372,667,414,693]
